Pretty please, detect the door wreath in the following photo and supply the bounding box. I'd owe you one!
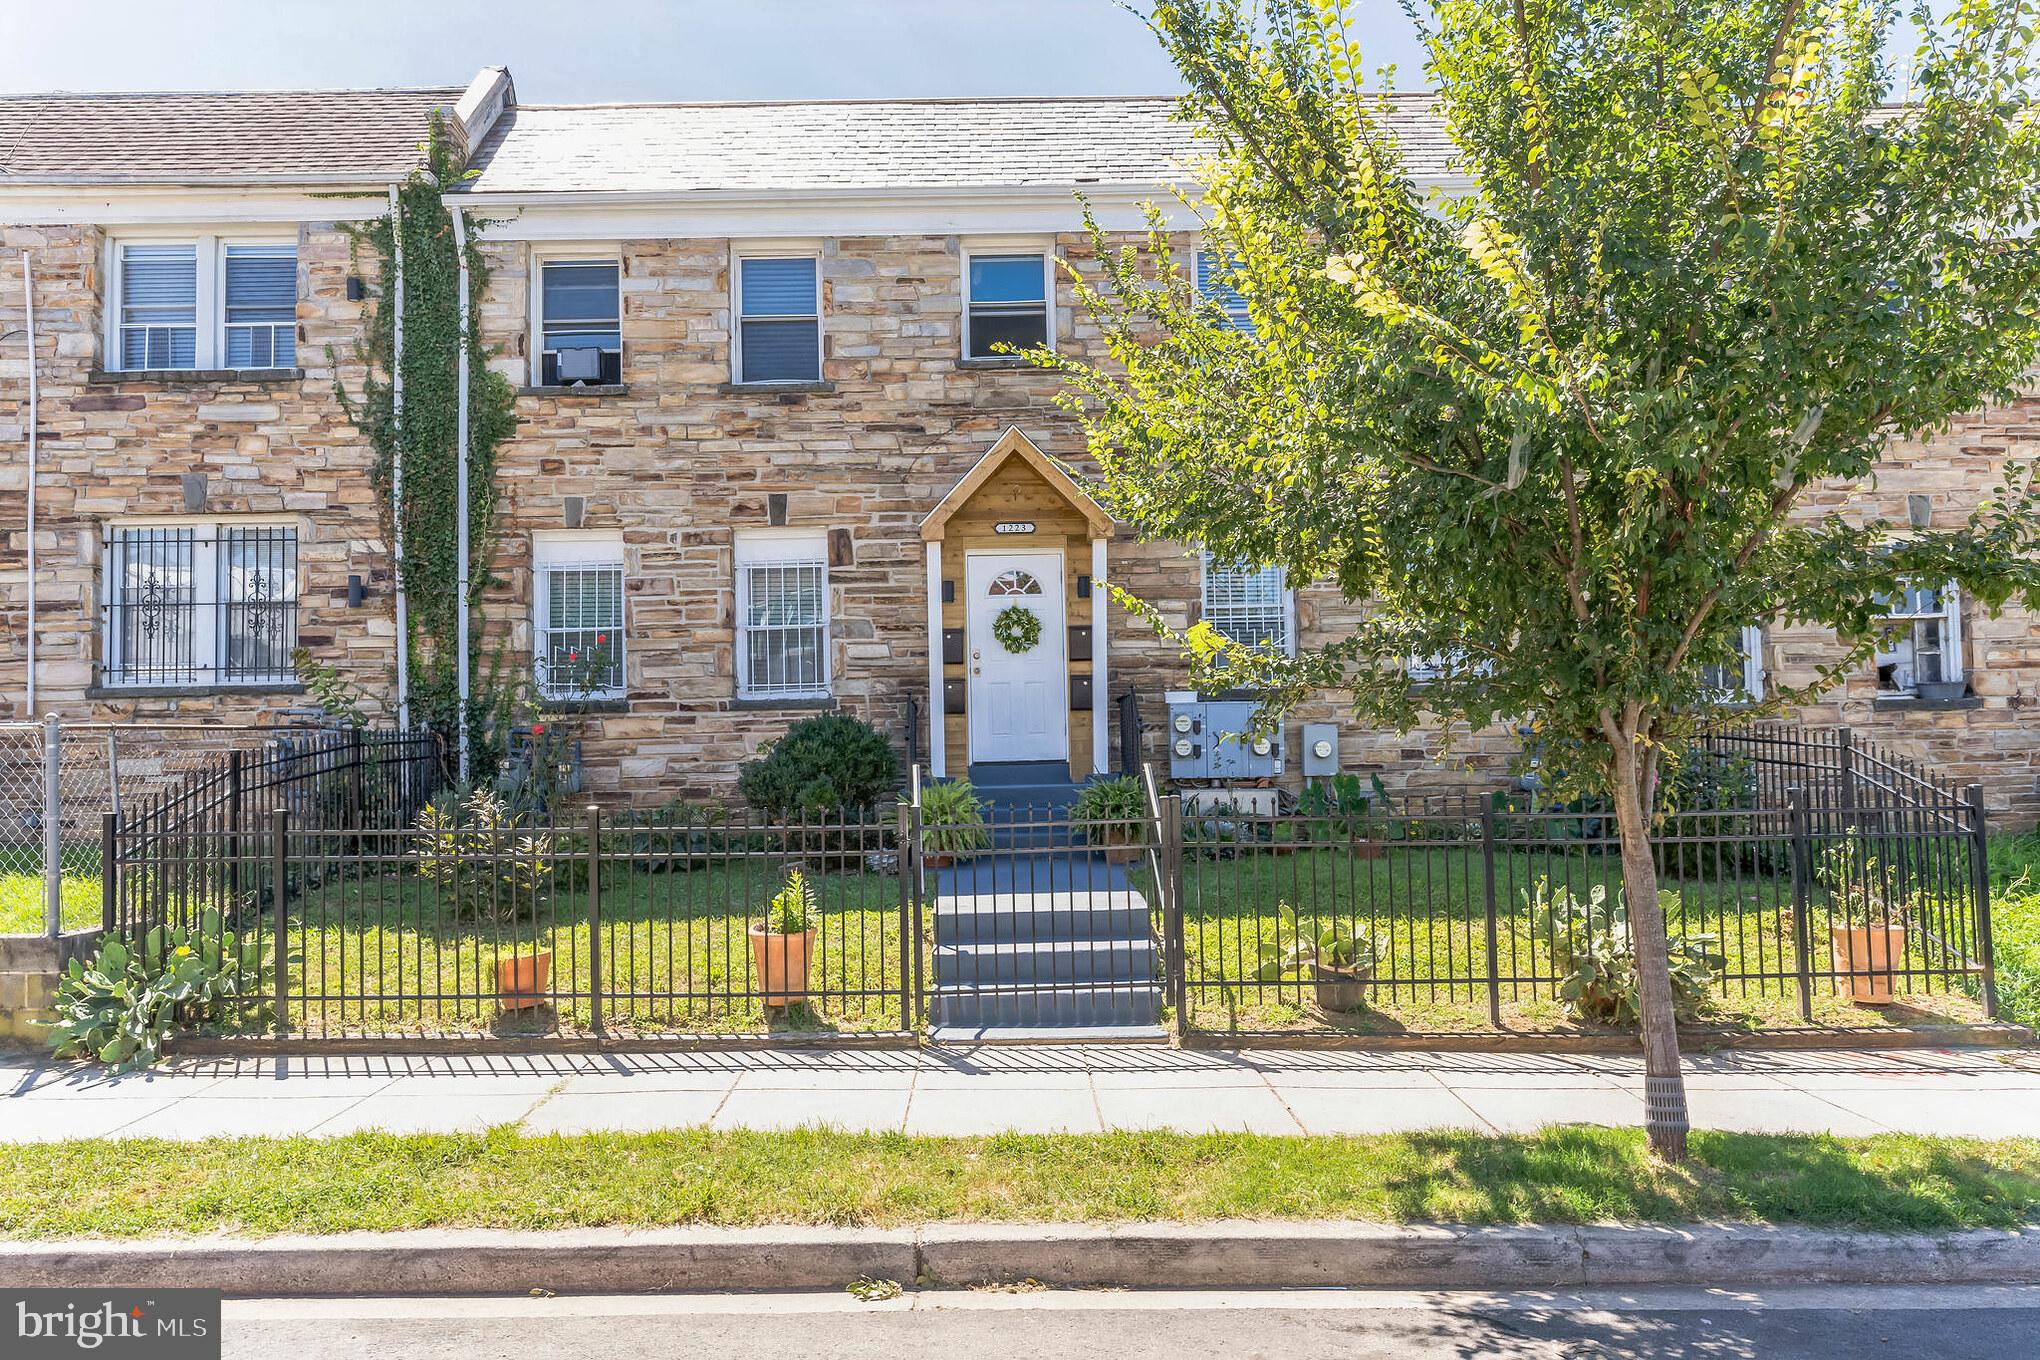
[991,603,1043,654]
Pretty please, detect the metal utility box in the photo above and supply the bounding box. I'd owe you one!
[1167,697,1284,780]
[1301,723,1340,778]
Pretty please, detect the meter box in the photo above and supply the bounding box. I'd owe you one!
[1167,698,1284,779]
[1301,723,1340,778]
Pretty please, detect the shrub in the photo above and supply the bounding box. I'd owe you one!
[43,911,275,1072]
[919,779,991,859]
[1072,775,1148,841]
[1529,878,1723,1027]
[737,715,902,819]
[414,789,554,922]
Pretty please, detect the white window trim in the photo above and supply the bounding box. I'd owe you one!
[734,529,832,700]
[731,246,825,385]
[961,240,1056,362]
[532,532,628,701]
[528,247,624,388]
[1876,580,1964,695]
[1199,552,1296,657]
[104,230,297,372]
[99,515,301,689]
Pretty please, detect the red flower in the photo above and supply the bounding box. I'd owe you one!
[531,722,546,735]
[596,632,607,645]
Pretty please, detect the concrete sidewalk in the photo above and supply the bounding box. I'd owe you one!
[5,1044,2038,1143]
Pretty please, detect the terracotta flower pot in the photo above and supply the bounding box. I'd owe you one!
[1831,922,1908,1005]
[1312,961,1374,1014]
[495,949,552,1011]
[749,924,816,1006]
[1097,826,1143,864]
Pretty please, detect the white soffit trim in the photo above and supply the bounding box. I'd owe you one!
[0,186,388,226]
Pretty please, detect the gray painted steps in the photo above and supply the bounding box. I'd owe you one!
[929,979,1165,1029]
[929,1022,1171,1044]
[935,936,1158,986]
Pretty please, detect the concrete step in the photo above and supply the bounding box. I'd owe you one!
[933,893,1151,946]
[935,936,1158,987]
[966,761,1074,787]
[928,1022,1171,1044]
[929,980,1165,1029]
[930,857,1140,897]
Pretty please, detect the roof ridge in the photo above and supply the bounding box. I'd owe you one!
[0,83,467,102]
[511,94,1190,112]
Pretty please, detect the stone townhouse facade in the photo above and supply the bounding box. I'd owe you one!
[2,67,2037,824]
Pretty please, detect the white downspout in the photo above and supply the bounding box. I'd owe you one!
[388,184,410,732]
[448,201,472,785]
[21,253,37,716]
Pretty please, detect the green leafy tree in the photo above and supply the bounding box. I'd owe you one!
[1046,0,2040,1159]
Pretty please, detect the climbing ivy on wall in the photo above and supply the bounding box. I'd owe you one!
[335,112,519,773]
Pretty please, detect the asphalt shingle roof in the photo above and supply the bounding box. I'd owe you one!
[461,93,1454,195]
[0,85,467,183]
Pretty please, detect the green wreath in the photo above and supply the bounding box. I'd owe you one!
[991,604,1043,654]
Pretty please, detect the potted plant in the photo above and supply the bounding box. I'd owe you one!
[749,868,819,1008]
[1072,775,1148,863]
[1819,848,1909,1005]
[1255,903,1379,1013]
[919,778,991,868]
[414,790,555,1011]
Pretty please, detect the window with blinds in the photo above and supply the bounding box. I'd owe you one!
[119,245,199,370]
[737,256,821,383]
[101,522,299,687]
[736,533,830,699]
[538,260,622,386]
[1196,249,1254,334]
[533,537,627,699]
[1200,556,1292,656]
[113,237,298,372]
[223,245,297,368]
[965,252,1049,358]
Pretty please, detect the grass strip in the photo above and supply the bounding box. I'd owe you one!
[3,1127,2036,1239]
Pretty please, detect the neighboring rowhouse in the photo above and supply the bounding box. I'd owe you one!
[2,67,2036,823]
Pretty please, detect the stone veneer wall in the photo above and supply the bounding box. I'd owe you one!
[4,221,2036,824]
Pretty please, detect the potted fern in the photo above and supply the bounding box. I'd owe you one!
[1254,903,1380,1012]
[1073,775,1148,863]
[919,778,991,867]
[749,868,818,1008]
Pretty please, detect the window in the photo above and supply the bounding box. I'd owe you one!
[533,536,626,700]
[1196,249,1254,334]
[736,532,830,700]
[537,259,622,386]
[111,237,297,372]
[1875,581,1964,696]
[1201,555,1293,656]
[100,522,298,688]
[736,255,821,383]
[964,251,1050,358]
[1408,649,1492,683]
[1698,625,1766,702]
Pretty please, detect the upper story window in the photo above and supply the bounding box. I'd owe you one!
[736,255,822,383]
[533,534,626,700]
[735,530,830,701]
[964,250,1050,359]
[1196,249,1254,334]
[100,521,299,689]
[112,236,298,372]
[1201,554,1293,656]
[536,258,622,386]
[1698,625,1766,703]
[1875,580,1965,696]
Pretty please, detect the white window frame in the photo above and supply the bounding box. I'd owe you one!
[731,246,825,385]
[99,515,301,689]
[528,247,624,388]
[1407,648,1496,684]
[532,532,628,701]
[735,529,832,701]
[1698,624,1766,703]
[1199,553,1295,657]
[104,231,298,372]
[961,241,1055,361]
[1875,580,1964,696]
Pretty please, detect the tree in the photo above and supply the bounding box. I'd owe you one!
[1046,0,2040,1160]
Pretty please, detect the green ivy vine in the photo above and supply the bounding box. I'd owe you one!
[334,111,520,776]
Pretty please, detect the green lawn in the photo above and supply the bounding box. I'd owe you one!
[0,871,103,935]
[2,1127,2036,1239]
[1989,834,2040,1029]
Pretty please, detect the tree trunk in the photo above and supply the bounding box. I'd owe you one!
[1609,733,1690,1162]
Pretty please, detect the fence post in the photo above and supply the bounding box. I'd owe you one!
[895,799,917,1031]
[269,807,290,1036]
[226,749,244,907]
[1788,784,1814,1023]
[1967,782,1997,1020]
[1836,727,1856,822]
[1161,790,1186,1036]
[100,812,118,936]
[1480,803,1501,1027]
[586,805,604,1037]
[42,713,60,938]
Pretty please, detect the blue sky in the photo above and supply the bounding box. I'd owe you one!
[0,0,1430,100]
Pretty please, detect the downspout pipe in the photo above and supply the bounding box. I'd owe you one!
[388,184,410,733]
[448,201,472,786]
[21,253,37,716]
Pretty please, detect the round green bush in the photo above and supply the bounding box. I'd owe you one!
[737,714,903,818]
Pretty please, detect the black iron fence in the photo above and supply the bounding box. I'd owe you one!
[91,723,2000,1045]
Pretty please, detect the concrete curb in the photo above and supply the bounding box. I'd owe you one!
[4,1222,2037,1293]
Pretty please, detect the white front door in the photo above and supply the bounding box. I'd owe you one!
[966,551,1067,764]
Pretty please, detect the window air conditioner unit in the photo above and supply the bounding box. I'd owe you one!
[556,345,603,384]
